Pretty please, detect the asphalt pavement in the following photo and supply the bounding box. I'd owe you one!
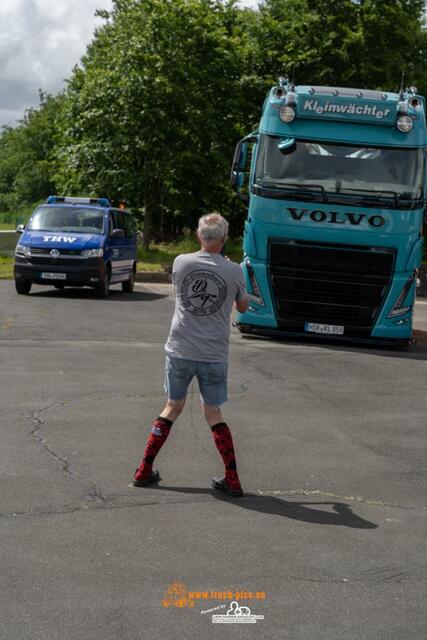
[1,280,426,640]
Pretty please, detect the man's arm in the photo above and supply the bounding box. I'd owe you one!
[234,264,249,313]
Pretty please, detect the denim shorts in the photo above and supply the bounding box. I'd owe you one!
[164,355,228,406]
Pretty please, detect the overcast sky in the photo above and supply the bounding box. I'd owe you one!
[0,0,258,130]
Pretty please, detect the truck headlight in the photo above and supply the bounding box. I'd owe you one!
[279,106,296,123]
[387,272,416,318]
[244,259,265,307]
[15,244,31,257]
[81,248,104,258]
[396,116,413,133]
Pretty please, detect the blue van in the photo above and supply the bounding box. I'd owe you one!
[14,196,138,297]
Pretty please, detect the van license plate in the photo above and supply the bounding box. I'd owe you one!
[305,322,344,335]
[41,272,66,280]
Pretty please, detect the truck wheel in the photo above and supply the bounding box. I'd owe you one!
[15,279,32,295]
[122,267,135,293]
[54,284,65,289]
[238,324,253,334]
[96,270,110,298]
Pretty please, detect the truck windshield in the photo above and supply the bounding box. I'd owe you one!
[254,134,424,207]
[28,206,105,235]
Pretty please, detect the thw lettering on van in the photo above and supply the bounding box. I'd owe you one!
[42,236,77,243]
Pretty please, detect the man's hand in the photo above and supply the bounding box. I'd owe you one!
[235,297,249,313]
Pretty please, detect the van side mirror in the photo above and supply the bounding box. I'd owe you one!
[111,228,125,238]
[16,224,25,234]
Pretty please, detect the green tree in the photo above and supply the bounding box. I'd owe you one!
[0,92,63,212]
[255,0,427,93]
[56,0,255,247]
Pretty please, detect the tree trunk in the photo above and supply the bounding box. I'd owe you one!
[143,172,161,250]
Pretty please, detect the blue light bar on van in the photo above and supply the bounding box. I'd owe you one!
[46,196,111,206]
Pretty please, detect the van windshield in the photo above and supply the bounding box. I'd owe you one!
[254,134,424,207]
[28,206,105,235]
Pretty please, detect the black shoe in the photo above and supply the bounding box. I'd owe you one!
[133,469,161,487]
[211,476,243,497]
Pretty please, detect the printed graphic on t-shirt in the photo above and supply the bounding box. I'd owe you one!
[181,270,228,316]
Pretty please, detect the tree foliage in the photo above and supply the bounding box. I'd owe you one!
[1,0,427,245]
[0,92,63,212]
[56,0,254,245]
[256,0,427,91]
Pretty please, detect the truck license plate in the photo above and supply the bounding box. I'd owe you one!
[41,272,66,280]
[305,322,344,335]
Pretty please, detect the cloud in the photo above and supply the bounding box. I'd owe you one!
[0,0,113,128]
[0,0,258,129]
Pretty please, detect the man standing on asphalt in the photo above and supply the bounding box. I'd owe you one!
[133,213,249,496]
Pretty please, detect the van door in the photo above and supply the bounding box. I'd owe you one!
[108,211,125,282]
[108,210,136,282]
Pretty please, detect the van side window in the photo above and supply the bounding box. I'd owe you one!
[109,212,115,236]
[123,213,136,238]
[112,210,135,238]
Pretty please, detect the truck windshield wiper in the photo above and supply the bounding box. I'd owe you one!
[332,187,399,207]
[259,181,328,202]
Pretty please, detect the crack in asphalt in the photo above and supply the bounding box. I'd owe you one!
[0,493,215,519]
[287,567,427,585]
[108,604,126,640]
[256,488,427,511]
[2,483,427,521]
[27,403,107,505]
[14,402,427,527]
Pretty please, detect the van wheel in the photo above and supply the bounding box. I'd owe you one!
[15,279,32,295]
[122,268,135,293]
[96,270,110,298]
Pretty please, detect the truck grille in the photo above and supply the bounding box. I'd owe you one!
[269,240,396,336]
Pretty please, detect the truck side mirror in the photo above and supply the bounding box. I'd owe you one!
[278,137,296,154]
[230,134,258,204]
[230,140,245,189]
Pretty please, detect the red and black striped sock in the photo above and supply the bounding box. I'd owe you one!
[210,422,241,489]
[134,416,173,480]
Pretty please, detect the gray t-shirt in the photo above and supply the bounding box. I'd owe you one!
[165,250,247,362]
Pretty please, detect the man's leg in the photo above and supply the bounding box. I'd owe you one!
[133,399,185,486]
[203,404,243,497]
[133,356,194,486]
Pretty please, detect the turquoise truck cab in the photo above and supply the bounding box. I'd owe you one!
[231,80,426,345]
[14,196,137,297]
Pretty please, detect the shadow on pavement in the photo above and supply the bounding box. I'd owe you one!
[241,331,427,362]
[29,288,169,302]
[149,485,378,529]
